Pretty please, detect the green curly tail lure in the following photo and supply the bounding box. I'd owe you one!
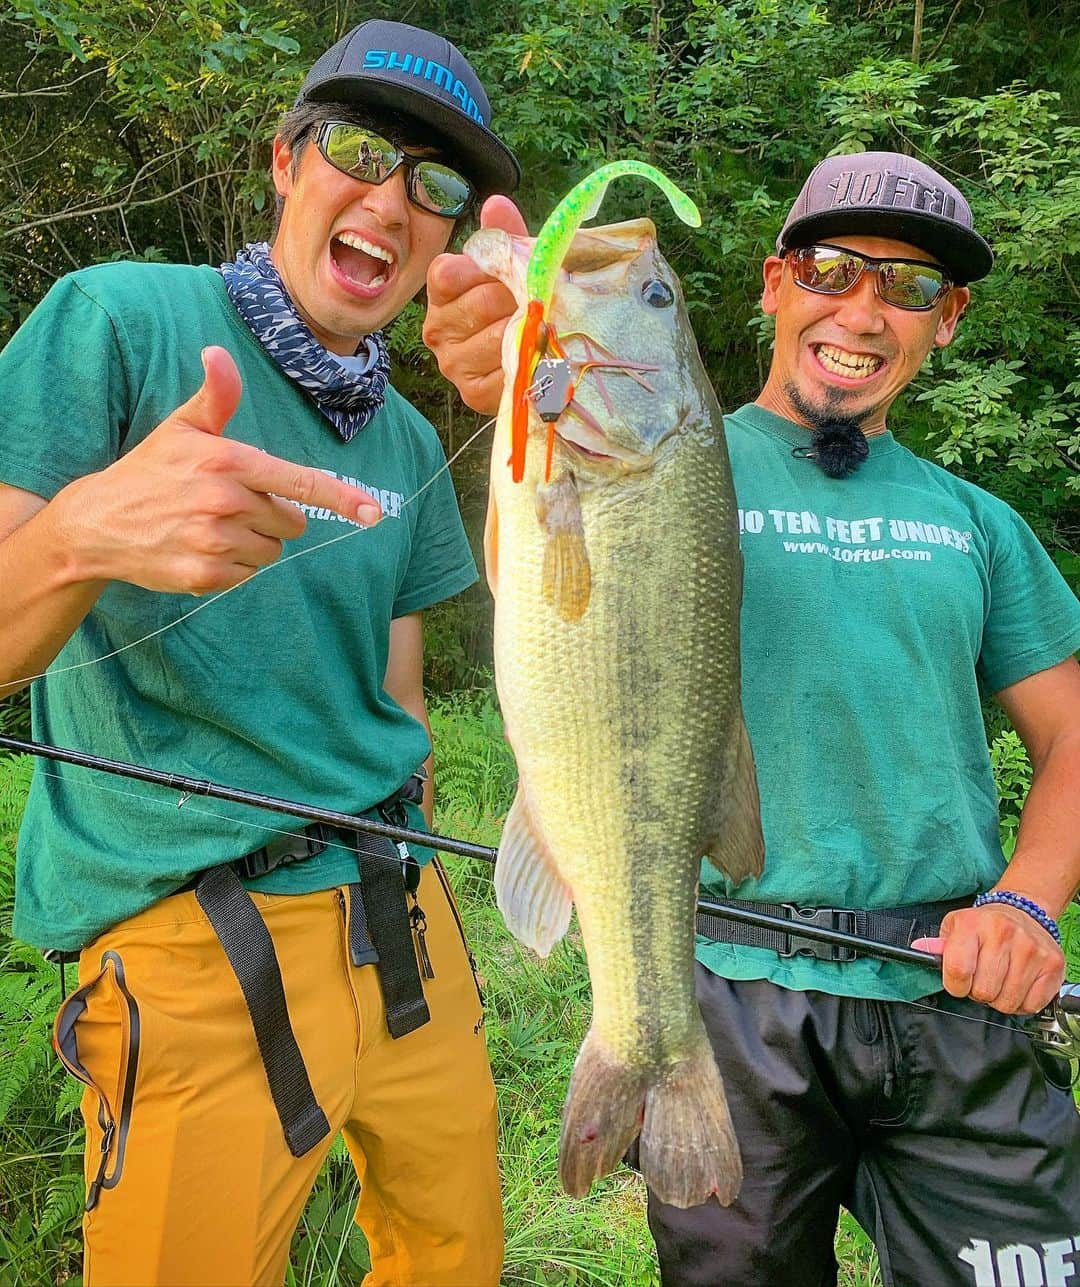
[510,161,701,482]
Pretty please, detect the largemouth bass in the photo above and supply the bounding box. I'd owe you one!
[465,194,764,1209]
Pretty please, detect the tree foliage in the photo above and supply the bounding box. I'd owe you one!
[1,0,1077,644]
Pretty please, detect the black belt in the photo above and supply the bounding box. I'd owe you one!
[192,775,429,1160]
[696,896,973,963]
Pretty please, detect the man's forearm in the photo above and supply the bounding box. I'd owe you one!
[0,488,108,698]
[995,734,1080,919]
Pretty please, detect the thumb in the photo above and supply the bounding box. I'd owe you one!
[913,907,963,955]
[479,194,529,237]
[173,346,243,436]
[910,936,947,955]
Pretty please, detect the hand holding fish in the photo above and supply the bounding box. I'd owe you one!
[424,196,525,415]
[914,902,1066,1015]
[56,346,383,596]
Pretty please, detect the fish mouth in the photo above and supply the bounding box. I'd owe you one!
[553,416,654,469]
[552,411,673,471]
[329,230,399,298]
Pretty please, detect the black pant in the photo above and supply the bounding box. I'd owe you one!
[642,969,1080,1287]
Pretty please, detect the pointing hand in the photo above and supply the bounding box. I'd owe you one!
[58,346,383,596]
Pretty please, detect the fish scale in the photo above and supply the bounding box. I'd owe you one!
[467,208,764,1208]
[499,441,739,1060]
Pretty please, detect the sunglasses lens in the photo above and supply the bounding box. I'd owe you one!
[794,246,948,310]
[412,161,473,216]
[322,126,398,181]
[796,247,863,292]
[878,262,947,309]
[318,124,472,218]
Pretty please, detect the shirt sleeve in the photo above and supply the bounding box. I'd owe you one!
[0,275,130,498]
[392,429,478,617]
[977,501,1080,693]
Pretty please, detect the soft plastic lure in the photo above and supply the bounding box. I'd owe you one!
[510,160,702,482]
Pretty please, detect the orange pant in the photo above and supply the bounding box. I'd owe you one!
[54,860,503,1286]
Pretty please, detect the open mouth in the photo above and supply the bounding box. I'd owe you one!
[812,342,885,381]
[551,408,664,472]
[329,231,397,296]
[551,403,645,468]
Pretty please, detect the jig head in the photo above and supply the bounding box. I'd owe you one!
[511,159,701,483]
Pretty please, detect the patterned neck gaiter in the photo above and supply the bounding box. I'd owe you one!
[218,241,391,442]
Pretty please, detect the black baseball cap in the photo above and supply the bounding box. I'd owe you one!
[777,151,993,284]
[295,20,520,199]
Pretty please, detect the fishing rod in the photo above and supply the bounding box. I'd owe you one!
[0,733,497,863]
[695,895,1080,1066]
[2,734,1078,1064]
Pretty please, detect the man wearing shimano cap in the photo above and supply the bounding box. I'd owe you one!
[425,152,1080,1284]
[0,20,517,1285]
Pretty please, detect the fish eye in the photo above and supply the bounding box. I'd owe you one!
[641,278,674,308]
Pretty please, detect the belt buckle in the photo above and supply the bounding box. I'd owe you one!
[779,905,858,963]
[238,827,326,879]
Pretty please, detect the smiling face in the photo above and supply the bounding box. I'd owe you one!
[269,125,456,355]
[757,233,970,435]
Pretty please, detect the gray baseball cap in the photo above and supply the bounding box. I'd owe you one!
[296,20,520,199]
[777,151,993,284]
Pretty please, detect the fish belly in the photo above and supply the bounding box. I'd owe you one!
[493,425,749,1206]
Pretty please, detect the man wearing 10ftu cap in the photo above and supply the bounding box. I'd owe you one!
[0,20,517,1286]
[424,151,1080,1285]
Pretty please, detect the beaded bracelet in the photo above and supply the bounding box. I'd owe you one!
[973,890,1062,945]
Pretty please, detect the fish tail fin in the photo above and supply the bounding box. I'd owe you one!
[639,1031,743,1209]
[705,715,764,883]
[559,1029,647,1198]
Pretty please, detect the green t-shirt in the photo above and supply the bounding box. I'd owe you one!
[697,403,1080,1001]
[1,263,477,950]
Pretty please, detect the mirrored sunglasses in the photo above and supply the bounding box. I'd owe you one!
[314,122,475,219]
[788,243,952,311]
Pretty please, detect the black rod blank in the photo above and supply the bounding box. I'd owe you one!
[0,734,499,863]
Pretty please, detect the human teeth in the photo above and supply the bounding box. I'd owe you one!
[336,232,395,265]
[816,344,883,378]
[369,274,386,288]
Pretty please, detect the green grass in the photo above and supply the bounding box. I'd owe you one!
[0,690,1075,1285]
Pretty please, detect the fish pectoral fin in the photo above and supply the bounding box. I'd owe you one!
[494,789,572,956]
[483,492,498,597]
[536,473,591,622]
[704,716,765,884]
[542,529,592,622]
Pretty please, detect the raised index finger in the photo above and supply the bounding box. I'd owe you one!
[238,445,383,526]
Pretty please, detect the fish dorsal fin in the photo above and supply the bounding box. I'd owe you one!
[536,473,592,622]
[495,789,573,957]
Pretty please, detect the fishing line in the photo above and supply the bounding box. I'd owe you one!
[9,415,495,689]
[30,765,448,875]
[892,993,1030,1038]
